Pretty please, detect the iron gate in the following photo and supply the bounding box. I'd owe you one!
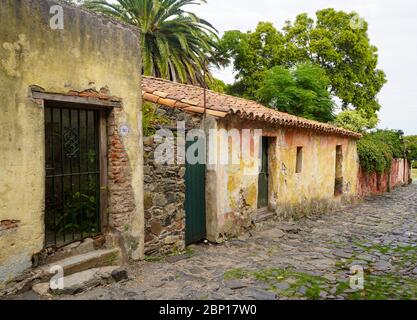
[44,105,101,248]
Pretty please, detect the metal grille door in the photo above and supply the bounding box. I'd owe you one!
[44,105,101,248]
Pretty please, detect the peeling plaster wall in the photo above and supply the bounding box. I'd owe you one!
[206,116,359,241]
[272,127,359,218]
[358,159,410,197]
[205,118,261,241]
[0,0,143,287]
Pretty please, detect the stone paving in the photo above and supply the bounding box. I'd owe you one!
[27,184,417,300]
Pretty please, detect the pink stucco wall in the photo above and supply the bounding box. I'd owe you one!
[357,159,411,197]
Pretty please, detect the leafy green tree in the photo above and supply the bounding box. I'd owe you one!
[256,63,334,122]
[84,0,219,85]
[404,136,417,161]
[208,78,228,93]
[284,9,386,118]
[219,23,288,98]
[334,110,378,133]
[219,9,387,120]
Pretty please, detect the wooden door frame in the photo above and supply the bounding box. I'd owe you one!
[33,90,120,238]
[258,136,270,209]
[184,138,207,245]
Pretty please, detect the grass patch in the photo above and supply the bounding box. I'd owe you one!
[224,266,417,300]
[144,255,165,262]
[337,274,417,300]
[352,242,417,268]
[223,268,329,300]
[224,268,247,281]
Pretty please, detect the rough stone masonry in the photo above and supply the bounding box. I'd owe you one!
[143,105,203,255]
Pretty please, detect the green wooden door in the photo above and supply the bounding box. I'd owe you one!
[185,139,206,245]
[258,137,269,209]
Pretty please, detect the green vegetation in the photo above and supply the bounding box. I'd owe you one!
[404,135,417,161]
[224,261,417,300]
[336,274,417,300]
[335,241,417,300]
[223,240,417,300]
[208,78,228,93]
[256,63,335,122]
[218,9,386,121]
[144,255,165,262]
[334,110,378,133]
[224,268,246,281]
[142,102,170,136]
[45,175,99,238]
[224,267,329,300]
[357,130,405,174]
[84,0,219,85]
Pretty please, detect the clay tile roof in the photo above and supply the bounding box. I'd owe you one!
[142,76,362,139]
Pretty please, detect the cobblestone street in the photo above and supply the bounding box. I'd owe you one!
[28,184,417,300]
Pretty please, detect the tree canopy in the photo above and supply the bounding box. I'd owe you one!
[256,63,335,122]
[84,0,219,86]
[219,9,387,121]
[404,136,417,161]
[334,110,378,133]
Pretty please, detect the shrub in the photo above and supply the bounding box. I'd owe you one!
[357,130,405,174]
[142,102,170,137]
[404,135,417,161]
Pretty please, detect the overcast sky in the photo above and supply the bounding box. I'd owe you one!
[183,0,417,135]
[108,0,417,134]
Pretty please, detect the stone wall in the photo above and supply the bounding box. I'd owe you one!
[358,159,411,197]
[143,105,202,255]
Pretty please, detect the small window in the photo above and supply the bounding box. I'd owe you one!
[296,147,303,173]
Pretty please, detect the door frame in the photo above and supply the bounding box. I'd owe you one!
[184,138,207,245]
[33,90,119,246]
[258,136,270,209]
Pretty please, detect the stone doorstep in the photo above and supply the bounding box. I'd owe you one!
[254,209,276,223]
[34,235,108,267]
[40,238,97,265]
[39,248,122,283]
[1,248,122,297]
[32,266,121,297]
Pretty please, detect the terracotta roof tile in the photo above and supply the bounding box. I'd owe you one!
[141,76,362,139]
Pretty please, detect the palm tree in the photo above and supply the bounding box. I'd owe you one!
[84,0,219,85]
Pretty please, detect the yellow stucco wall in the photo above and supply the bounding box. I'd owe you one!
[206,117,359,240]
[271,128,358,210]
[0,0,143,286]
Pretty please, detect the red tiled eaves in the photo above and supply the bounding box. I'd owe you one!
[141,76,362,139]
